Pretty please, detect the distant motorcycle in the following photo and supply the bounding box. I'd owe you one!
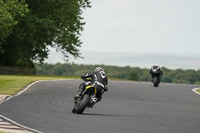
[151,69,161,87]
[72,78,103,114]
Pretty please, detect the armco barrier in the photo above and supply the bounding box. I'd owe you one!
[0,66,36,75]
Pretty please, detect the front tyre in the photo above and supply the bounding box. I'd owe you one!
[76,94,90,114]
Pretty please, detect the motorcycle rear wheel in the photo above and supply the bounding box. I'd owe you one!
[76,94,90,114]
[153,77,159,87]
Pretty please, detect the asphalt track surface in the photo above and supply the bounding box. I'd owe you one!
[0,79,200,133]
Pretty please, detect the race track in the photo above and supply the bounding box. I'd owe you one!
[0,79,200,133]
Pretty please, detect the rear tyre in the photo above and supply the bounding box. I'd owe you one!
[76,94,90,114]
[153,77,159,87]
[72,108,76,113]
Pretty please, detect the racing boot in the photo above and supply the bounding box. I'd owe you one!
[74,90,82,100]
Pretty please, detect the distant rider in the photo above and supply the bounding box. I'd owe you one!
[150,64,163,81]
[75,67,108,104]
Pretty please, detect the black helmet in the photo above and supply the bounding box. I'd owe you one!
[95,67,104,72]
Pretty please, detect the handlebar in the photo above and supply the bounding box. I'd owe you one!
[81,76,91,82]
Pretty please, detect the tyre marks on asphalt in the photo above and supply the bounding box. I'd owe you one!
[0,93,43,132]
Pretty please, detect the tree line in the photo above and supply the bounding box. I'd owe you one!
[35,63,200,84]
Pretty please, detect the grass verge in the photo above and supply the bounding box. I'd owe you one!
[0,75,77,95]
[196,89,200,93]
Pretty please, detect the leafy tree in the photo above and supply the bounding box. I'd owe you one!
[0,0,91,68]
[139,68,151,81]
[162,76,173,83]
[0,0,29,53]
[128,70,139,81]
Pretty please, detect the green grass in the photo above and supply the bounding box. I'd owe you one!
[0,75,77,95]
[196,89,200,93]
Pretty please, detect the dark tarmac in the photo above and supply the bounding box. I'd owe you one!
[0,80,200,133]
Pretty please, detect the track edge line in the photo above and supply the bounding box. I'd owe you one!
[192,88,200,95]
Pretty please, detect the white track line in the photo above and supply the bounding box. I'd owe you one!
[0,79,70,133]
[0,80,43,104]
[0,79,75,132]
[0,79,70,104]
[0,115,41,133]
[192,88,200,95]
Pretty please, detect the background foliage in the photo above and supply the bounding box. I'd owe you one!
[0,0,90,68]
[35,63,200,84]
[0,0,29,52]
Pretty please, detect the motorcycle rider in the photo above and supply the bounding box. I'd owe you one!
[74,67,108,104]
[150,64,163,81]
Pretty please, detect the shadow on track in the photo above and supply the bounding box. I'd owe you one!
[81,113,126,117]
